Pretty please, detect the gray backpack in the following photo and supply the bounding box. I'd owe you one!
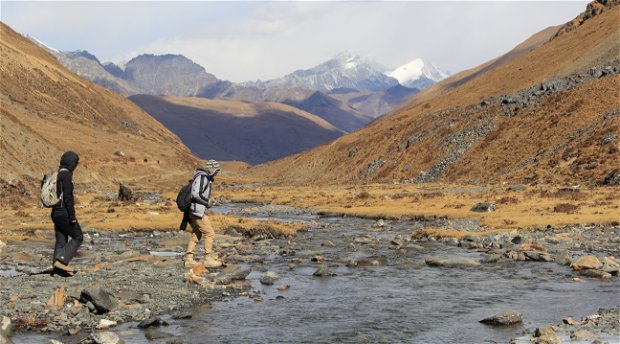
[40,168,68,207]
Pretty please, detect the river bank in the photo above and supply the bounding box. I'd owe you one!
[1,203,619,343]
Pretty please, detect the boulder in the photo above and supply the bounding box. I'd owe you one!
[534,326,560,344]
[138,317,167,329]
[570,256,602,270]
[259,271,280,285]
[470,202,496,212]
[518,243,548,253]
[602,169,620,185]
[80,285,118,314]
[96,319,117,330]
[47,285,66,311]
[570,330,598,340]
[425,256,481,268]
[215,264,251,285]
[601,256,620,274]
[373,219,387,228]
[90,331,123,344]
[1,316,12,338]
[313,265,336,277]
[579,269,612,279]
[118,183,134,201]
[562,316,578,325]
[479,311,523,326]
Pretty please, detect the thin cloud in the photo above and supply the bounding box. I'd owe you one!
[1,1,588,82]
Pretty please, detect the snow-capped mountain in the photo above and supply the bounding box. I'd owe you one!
[255,51,399,92]
[388,58,449,90]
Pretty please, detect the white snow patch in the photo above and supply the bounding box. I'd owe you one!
[388,58,449,85]
[26,35,59,53]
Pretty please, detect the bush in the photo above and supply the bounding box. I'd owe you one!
[553,203,580,214]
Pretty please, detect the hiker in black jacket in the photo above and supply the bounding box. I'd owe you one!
[51,151,83,275]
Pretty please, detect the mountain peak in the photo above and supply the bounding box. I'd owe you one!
[388,58,448,90]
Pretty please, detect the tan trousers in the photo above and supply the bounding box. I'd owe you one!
[186,213,215,256]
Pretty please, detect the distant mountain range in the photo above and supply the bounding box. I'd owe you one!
[246,51,399,92]
[29,40,449,164]
[35,43,447,122]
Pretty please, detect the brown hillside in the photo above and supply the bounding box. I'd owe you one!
[249,3,620,186]
[129,95,344,165]
[399,25,561,111]
[0,22,197,202]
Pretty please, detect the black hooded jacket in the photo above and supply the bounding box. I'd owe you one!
[53,151,79,221]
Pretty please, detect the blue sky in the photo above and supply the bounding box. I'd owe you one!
[1,1,588,82]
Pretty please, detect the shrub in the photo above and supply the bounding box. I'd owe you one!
[496,196,520,204]
[553,203,580,214]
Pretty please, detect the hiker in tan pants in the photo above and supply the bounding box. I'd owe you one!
[184,160,222,268]
[186,214,215,265]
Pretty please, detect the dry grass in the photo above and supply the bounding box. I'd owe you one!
[217,182,619,230]
[0,192,303,240]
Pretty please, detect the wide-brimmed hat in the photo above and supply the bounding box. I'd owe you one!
[203,159,221,176]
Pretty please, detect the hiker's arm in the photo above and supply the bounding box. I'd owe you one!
[191,176,211,206]
[62,172,77,222]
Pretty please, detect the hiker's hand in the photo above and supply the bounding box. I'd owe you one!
[207,200,213,208]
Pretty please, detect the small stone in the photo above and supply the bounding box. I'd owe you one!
[311,255,325,263]
[479,311,523,326]
[373,219,387,228]
[276,284,290,292]
[321,240,336,248]
[259,271,280,285]
[68,326,82,335]
[49,340,64,344]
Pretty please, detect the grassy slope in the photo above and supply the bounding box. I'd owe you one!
[0,23,198,197]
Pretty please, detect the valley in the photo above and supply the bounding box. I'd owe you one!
[1,1,619,343]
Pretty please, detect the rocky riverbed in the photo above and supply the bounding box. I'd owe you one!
[1,203,619,343]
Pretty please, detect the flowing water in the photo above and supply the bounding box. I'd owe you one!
[12,204,620,343]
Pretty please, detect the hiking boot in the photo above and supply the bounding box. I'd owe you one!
[202,254,223,268]
[53,260,77,273]
[184,254,200,269]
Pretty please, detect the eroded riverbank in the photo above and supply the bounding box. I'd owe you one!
[2,203,619,343]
